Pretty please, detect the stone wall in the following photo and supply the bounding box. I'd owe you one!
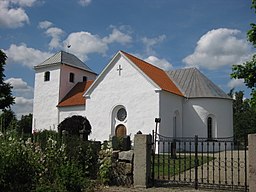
[111,150,134,186]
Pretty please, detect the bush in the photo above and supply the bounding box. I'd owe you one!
[0,132,96,192]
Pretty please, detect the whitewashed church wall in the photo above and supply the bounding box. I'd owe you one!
[182,98,233,138]
[32,65,61,132]
[58,106,85,125]
[85,56,159,141]
[59,65,97,102]
[158,91,183,137]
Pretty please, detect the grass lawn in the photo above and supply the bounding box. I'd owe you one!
[153,153,214,178]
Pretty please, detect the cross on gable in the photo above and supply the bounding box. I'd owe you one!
[117,65,123,76]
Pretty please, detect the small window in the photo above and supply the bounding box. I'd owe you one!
[69,73,74,83]
[117,108,127,121]
[44,71,50,81]
[83,76,87,82]
[207,117,213,139]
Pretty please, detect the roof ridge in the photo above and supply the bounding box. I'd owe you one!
[120,50,166,72]
[121,51,183,96]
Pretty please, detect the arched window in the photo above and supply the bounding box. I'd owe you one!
[44,71,50,81]
[69,72,74,83]
[207,117,213,139]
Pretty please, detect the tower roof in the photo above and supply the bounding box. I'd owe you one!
[35,51,96,74]
[166,68,231,99]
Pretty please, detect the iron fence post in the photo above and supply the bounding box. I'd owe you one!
[194,135,198,190]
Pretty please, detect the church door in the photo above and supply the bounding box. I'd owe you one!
[115,124,127,137]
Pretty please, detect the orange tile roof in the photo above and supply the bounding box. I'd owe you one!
[58,80,94,107]
[121,51,184,97]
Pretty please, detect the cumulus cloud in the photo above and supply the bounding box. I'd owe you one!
[183,28,252,70]
[38,20,53,29]
[5,78,33,93]
[38,21,64,49]
[103,28,132,45]
[78,0,92,6]
[0,0,38,28]
[4,78,34,119]
[64,27,132,61]
[142,35,166,55]
[144,55,173,70]
[5,44,52,68]
[227,78,244,89]
[12,96,33,119]
[45,27,64,49]
[64,31,108,61]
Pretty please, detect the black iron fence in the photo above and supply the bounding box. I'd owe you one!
[151,132,248,191]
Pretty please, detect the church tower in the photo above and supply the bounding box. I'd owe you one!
[32,51,97,132]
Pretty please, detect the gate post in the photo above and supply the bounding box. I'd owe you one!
[248,134,256,192]
[134,134,152,188]
[194,135,198,190]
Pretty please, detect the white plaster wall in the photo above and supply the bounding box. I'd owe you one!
[182,98,233,138]
[32,65,61,131]
[59,65,97,101]
[58,106,85,124]
[85,56,159,141]
[159,91,183,137]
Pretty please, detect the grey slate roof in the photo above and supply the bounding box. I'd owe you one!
[35,51,96,74]
[166,68,231,99]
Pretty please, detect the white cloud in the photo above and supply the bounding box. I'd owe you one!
[5,78,33,93]
[63,27,132,61]
[227,78,244,89]
[142,35,166,55]
[5,44,52,68]
[0,0,38,28]
[45,27,64,49]
[103,28,132,45]
[183,28,252,70]
[64,31,108,61]
[12,96,33,119]
[78,0,91,6]
[144,55,173,70]
[4,78,34,119]
[38,20,53,29]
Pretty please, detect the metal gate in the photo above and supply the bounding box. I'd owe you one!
[151,132,248,191]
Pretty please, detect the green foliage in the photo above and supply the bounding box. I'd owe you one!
[63,135,101,179]
[58,115,91,139]
[231,0,256,107]
[0,50,15,110]
[98,144,113,185]
[0,109,17,133]
[112,136,131,151]
[17,113,32,134]
[232,91,256,141]
[0,131,98,192]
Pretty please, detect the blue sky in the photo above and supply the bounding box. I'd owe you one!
[1,0,255,118]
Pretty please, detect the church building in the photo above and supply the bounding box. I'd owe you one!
[32,50,233,141]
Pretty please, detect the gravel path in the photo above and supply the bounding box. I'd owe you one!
[99,186,224,192]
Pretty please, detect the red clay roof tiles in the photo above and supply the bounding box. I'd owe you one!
[57,80,93,107]
[121,51,183,96]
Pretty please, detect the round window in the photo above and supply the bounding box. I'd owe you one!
[117,108,127,121]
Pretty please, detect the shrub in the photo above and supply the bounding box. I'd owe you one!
[0,132,96,192]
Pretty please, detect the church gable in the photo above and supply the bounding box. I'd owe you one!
[85,51,183,98]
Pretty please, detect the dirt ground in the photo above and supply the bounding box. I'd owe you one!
[98,186,225,192]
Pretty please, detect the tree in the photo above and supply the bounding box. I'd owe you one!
[58,115,92,140]
[231,90,256,141]
[17,113,32,134]
[231,0,256,107]
[0,109,17,133]
[0,50,15,110]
